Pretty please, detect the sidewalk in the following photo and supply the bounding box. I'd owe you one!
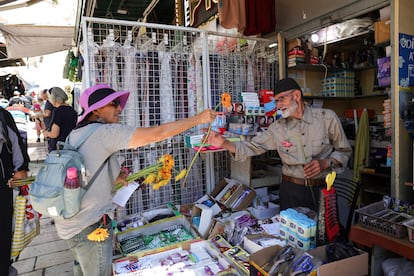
[13,123,75,275]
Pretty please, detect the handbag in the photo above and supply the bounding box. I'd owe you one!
[11,185,40,258]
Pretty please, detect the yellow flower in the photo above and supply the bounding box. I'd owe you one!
[116,154,184,191]
[143,174,157,185]
[156,178,170,188]
[221,92,232,108]
[87,228,109,242]
[175,169,187,181]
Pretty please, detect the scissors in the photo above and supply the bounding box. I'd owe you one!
[291,254,314,275]
[268,245,296,276]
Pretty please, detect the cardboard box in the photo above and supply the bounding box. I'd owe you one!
[191,202,221,238]
[375,20,391,44]
[116,215,199,257]
[248,202,280,219]
[287,38,302,51]
[306,245,368,276]
[113,240,232,276]
[191,179,255,238]
[249,244,368,276]
[243,233,286,253]
[223,246,251,275]
[212,178,256,211]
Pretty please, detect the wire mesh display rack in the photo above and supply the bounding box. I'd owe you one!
[80,17,278,220]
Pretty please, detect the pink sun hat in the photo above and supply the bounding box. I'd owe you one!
[77,84,130,123]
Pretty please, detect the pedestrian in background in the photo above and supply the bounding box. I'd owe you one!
[0,107,30,276]
[43,87,77,152]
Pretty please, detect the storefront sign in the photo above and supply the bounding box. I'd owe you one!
[399,33,414,87]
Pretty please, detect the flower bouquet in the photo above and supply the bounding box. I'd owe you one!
[115,154,186,191]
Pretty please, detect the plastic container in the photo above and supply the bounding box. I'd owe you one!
[63,167,81,218]
[403,219,414,243]
[64,167,80,189]
[356,201,412,238]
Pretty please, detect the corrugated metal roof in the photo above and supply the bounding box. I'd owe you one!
[86,0,175,24]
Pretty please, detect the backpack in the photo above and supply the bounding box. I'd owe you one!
[29,124,106,219]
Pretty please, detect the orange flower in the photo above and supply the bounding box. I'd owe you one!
[160,154,174,169]
[87,228,110,242]
[221,92,232,109]
[158,167,172,180]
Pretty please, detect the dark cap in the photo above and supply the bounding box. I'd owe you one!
[274,78,302,95]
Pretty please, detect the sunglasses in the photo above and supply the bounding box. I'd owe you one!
[108,99,121,107]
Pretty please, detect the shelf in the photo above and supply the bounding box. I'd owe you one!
[363,187,389,196]
[304,93,388,100]
[289,63,378,72]
[348,139,390,149]
[313,30,371,48]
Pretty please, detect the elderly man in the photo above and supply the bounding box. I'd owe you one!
[207,77,352,211]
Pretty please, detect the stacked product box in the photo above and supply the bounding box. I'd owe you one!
[279,208,317,250]
[377,56,391,87]
[321,70,355,97]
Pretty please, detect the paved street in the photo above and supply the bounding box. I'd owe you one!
[13,121,75,275]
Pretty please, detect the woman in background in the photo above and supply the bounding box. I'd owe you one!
[43,87,77,152]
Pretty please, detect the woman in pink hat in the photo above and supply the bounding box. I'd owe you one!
[53,84,216,276]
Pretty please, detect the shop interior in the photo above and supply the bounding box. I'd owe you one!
[72,1,414,275]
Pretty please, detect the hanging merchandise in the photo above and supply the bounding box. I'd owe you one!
[62,50,71,79]
[158,35,176,124]
[100,29,121,90]
[121,30,139,126]
[68,53,79,82]
[353,109,370,183]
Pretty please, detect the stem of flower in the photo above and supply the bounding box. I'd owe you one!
[182,103,221,187]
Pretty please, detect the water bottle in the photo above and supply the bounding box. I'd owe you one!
[63,167,81,218]
[64,167,80,189]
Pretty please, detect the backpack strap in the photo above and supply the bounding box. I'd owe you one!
[65,123,101,150]
[66,123,108,190]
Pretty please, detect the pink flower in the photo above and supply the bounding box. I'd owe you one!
[281,140,293,148]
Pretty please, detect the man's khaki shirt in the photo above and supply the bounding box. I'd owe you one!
[234,105,352,179]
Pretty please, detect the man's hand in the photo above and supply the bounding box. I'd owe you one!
[207,131,225,148]
[303,160,325,178]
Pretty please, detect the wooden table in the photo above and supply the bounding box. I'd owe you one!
[350,224,414,259]
[350,224,414,275]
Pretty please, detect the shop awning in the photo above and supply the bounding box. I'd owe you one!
[0,24,74,59]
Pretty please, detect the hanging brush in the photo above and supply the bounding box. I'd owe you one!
[323,171,340,242]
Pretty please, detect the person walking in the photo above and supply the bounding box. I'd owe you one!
[207,77,352,211]
[43,87,77,152]
[0,107,30,276]
[54,84,216,276]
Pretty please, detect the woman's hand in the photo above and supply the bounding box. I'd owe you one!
[197,109,217,124]
[13,170,28,180]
